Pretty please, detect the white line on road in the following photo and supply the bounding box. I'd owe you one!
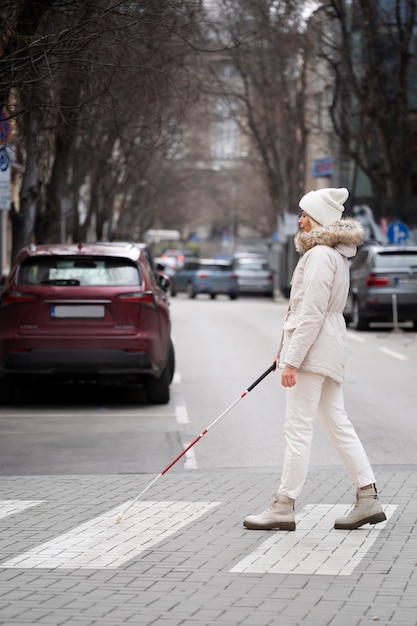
[182,442,198,469]
[347,331,366,343]
[0,500,43,520]
[176,405,189,424]
[379,347,408,361]
[0,500,220,570]
[231,503,397,576]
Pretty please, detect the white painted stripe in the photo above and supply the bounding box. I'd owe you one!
[176,405,189,424]
[0,500,43,519]
[231,503,397,576]
[1,500,220,570]
[379,347,408,361]
[173,372,182,384]
[183,444,198,469]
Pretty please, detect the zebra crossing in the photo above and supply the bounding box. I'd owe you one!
[0,497,396,574]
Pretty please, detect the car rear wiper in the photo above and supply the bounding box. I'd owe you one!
[40,279,81,286]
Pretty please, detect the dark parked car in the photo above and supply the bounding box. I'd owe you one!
[155,249,196,276]
[232,256,274,297]
[0,242,175,404]
[344,245,417,330]
[170,258,239,299]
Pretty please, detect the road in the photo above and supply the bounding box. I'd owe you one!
[0,294,416,475]
[0,294,417,626]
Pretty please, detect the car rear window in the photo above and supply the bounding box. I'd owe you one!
[200,263,233,272]
[374,252,417,269]
[235,259,269,270]
[16,256,141,286]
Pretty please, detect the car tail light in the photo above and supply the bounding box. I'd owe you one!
[0,290,37,307]
[229,273,238,279]
[365,273,390,287]
[197,272,209,279]
[117,291,157,310]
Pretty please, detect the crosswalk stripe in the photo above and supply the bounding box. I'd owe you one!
[1,500,220,569]
[176,405,189,424]
[0,500,43,519]
[230,503,397,576]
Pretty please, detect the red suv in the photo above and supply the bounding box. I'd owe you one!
[0,242,175,404]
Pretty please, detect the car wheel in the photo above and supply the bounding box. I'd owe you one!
[168,338,175,384]
[230,292,238,300]
[351,298,369,330]
[210,293,216,299]
[344,293,354,323]
[187,282,196,299]
[145,365,170,405]
[170,283,177,297]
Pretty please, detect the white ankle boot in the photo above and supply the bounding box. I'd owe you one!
[243,494,296,530]
[334,485,386,529]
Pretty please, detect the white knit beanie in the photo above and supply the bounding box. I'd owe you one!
[299,188,349,226]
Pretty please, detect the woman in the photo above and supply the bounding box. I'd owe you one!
[244,187,386,531]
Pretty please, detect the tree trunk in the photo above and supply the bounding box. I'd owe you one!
[11,114,40,260]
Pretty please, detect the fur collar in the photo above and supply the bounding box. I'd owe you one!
[294,218,364,256]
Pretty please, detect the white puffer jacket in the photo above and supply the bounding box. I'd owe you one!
[278,218,364,383]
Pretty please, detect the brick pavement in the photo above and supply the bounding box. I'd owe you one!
[0,466,416,626]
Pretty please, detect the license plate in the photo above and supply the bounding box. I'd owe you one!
[398,278,417,285]
[50,305,105,318]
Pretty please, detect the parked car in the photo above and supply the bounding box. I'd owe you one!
[344,244,417,330]
[0,242,175,404]
[232,256,274,297]
[170,258,239,299]
[155,248,196,276]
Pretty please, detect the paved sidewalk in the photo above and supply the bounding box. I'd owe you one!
[0,465,415,626]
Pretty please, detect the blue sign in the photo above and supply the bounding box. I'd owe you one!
[0,113,11,143]
[312,157,333,178]
[387,221,409,244]
[0,147,10,171]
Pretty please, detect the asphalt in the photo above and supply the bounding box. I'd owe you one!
[0,465,416,626]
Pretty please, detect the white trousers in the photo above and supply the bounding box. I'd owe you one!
[278,371,376,500]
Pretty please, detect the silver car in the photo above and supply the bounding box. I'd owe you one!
[344,245,417,330]
[232,256,274,297]
[170,258,239,299]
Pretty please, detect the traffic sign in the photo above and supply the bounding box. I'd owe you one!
[387,221,409,244]
[0,146,11,210]
[0,112,11,144]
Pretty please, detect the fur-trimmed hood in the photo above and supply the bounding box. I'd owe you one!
[294,218,364,258]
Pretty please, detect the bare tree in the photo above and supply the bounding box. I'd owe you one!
[206,0,308,228]
[1,0,205,259]
[312,0,417,222]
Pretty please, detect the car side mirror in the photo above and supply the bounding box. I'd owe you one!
[158,274,171,292]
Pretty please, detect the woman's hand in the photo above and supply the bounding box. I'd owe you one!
[281,365,297,387]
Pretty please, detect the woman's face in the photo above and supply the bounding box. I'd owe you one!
[298,211,312,232]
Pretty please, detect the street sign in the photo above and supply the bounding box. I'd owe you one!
[0,146,10,208]
[312,156,333,178]
[0,112,11,144]
[387,221,409,244]
[0,147,11,210]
